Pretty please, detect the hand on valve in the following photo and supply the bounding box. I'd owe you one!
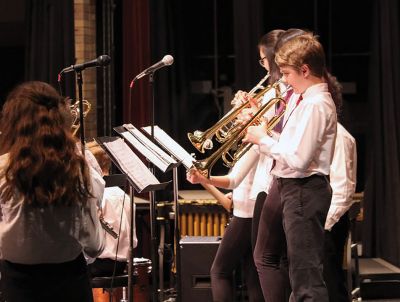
[243,122,270,146]
[231,90,249,107]
[186,168,209,185]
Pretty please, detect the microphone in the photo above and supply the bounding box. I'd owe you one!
[60,55,111,74]
[134,55,174,80]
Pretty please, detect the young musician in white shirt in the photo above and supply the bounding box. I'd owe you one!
[244,34,337,301]
[187,29,286,302]
[271,28,358,301]
[86,141,137,277]
[187,149,263,301]
[324,121,357,301]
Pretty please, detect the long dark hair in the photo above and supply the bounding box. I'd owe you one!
[0,81,92,206]
[258,29,285,84]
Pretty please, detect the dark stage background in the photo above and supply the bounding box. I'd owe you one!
[0,0,399,269]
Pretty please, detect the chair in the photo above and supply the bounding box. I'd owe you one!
[91,274,133,302]
[91,274,130,289]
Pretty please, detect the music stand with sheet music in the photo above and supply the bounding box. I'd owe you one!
[142,124,197,302]
[96,136,169,302]
[114,124,181,299]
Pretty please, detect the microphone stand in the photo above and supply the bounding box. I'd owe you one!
[129,60,173,301]
[148,72,160,302]
[127,184,136,302]
[76,70,86,156]
[172,164,181,302]
[130,72,159,302]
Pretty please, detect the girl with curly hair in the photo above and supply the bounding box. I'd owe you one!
[0,81,105,302]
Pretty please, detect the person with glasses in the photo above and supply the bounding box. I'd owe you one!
[187,29,292,302]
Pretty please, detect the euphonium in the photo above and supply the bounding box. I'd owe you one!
[192,95,286,178]
[70,99,91,136]
[187,74,271,153]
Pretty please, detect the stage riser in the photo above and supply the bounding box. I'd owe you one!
[361,281,400,300]
[357,258,400,300]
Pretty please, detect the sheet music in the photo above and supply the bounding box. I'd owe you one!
[121,124,177,173]
[142,125,195,169]
[103,138,160,190]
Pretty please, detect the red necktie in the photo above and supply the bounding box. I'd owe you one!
[296,94,303,106]
[274,90,294,133]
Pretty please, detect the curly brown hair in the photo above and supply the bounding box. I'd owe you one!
[0,81,92,206]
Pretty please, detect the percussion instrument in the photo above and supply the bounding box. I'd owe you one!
[157,199,229,237]
[92,258,152,302]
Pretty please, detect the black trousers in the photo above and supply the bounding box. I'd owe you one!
[279,175,331,302]
[254,180,290,302]
[252,191,267,251]
[1,253,93,302]
[210,216,264,302]
[323,212,350,302]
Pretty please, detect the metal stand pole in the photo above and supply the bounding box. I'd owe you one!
[148,72,160,302]
[127,185,136,302]
[76,70,86,156]
[172,165,181,302]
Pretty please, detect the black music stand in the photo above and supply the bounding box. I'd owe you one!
[129,61,173,301]
[96,136,169,302]
[114,125,180,173]
[141,125,196,302]
[114,124,181,300]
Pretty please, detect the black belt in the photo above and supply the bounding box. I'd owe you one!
[276,174,329,186]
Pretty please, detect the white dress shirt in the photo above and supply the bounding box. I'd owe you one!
[98,186,137,261]
[259,83,337,178]
[224,85,287,217]
[325,123,357,230]
[227,148,258,218]
[0,153,105,264]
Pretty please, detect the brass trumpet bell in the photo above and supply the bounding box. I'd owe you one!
[187,74,271,153]
[193,96,286,178]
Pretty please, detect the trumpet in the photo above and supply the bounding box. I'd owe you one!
[215,79,283,144]
[187,74,271,153]
[70,99,91,136]
[192,95,286,178]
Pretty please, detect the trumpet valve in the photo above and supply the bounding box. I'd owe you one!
[203,139,213,150]
[188,131,213,153]
[193,161,210,178]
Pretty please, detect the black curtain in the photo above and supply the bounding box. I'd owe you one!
[149,0,193,194]
[150,0,189,141]
[363,0,400,266]
[233,0,264,91]
[25,0,75,98]
[150,0,266,192]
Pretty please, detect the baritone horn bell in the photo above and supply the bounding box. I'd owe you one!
[70,99,91,136]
